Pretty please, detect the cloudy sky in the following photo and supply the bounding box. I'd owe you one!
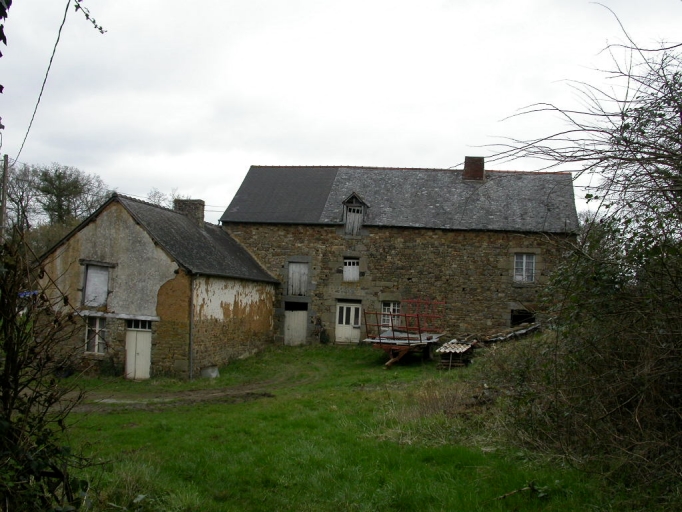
[2,0,680,222]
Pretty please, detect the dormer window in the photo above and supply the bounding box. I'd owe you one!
[343,193,368,235]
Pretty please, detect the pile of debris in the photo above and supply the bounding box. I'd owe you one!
[436,323,540,370]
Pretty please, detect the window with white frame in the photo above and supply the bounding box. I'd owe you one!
[126,319,152,330]
[381,302,401,327]
[83,264,109,306]
[85,317,107,354]
[514,253,536,283]
[343,257,360,282]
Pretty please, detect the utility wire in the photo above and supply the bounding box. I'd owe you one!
[12,0,72,166]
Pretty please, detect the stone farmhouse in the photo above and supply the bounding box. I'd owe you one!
[40,157,578,378]
[40,194,277,379]
[220,157,579,345]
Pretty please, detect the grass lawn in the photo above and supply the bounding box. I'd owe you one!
[68,344,609,511]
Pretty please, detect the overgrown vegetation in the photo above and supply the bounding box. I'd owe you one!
[490,27,682,501]
[0,230,87,511]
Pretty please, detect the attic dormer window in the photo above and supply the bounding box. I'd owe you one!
[343,193,367,235]
[345,206,364,235]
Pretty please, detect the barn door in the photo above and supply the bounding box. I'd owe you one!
[336,302,362,343]
[125,322,152,380]
[284,302,308,345]
[287,263,309,296]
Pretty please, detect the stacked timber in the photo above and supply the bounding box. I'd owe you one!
[436,323,540,370]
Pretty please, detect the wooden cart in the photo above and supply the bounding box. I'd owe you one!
[363,299,446,368]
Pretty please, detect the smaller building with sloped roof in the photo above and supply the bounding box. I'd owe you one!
[40,193,278,379]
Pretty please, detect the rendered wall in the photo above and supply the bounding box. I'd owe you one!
[41,202,182,375]
[191,276,275,373]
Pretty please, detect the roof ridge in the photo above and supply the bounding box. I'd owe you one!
[250,165,572,175]
[114,193,189,217]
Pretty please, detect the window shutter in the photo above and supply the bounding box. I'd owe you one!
[288,263,309,296]
[345,206,363,235]
[84,266,109,306]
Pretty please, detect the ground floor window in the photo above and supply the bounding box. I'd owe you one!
[511,309,536,326]
[514,253,536,283]
[381,301,401,327]
[85,317,107,354]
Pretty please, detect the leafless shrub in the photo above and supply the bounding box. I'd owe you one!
[487,23,682,499]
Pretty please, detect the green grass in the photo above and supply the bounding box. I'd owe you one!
[67,344,610,511]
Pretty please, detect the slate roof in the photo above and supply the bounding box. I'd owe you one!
[220,166,579,234]
[44,194,277,283]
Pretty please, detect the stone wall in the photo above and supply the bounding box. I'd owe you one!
[224,223,572,342]
[155,271,192,376]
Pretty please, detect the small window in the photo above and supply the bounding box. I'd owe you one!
[83,265,109,306]
[381,302,401,327]
[126,319,152,330]
[343,258,360,282]
[511,309,536,326]
[85,317,107,354]
[514,253,536,283]
[345,205,364,235]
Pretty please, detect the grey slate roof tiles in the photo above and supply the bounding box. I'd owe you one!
[220,166,579,233]
[116,195,277,283]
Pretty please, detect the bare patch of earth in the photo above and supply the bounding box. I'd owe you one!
[72,385,277,414]
[70,364,328,414]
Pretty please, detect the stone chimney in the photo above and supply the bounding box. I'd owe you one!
[174,198,205,225]
[463,156,485,180]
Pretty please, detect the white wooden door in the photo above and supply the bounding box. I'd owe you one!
[336,303,362,343]
[125,330,152,380]
[284,310,307,346]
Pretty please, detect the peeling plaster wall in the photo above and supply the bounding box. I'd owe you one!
[41,202,181,375]
[42,202,178,316]
[191,276,275,372]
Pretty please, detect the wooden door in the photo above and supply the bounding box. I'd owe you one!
[125,329,152,380]
[284,310,308,345]
[287,263,309,296]
[336,303,362,343]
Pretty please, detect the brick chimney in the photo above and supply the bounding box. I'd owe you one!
[174,198,205,225]
[463,156,485,180]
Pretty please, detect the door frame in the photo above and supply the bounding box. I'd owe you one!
[335,301,362,343]
[125,321,152,380]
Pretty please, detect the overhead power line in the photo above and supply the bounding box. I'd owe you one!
[13,0,72,166]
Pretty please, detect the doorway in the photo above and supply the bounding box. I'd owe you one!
[336,301,362,343]
[125,319,152,380]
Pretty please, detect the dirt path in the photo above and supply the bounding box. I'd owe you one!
[71,362,328,414]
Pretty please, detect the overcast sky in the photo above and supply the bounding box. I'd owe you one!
[2,1,680,222]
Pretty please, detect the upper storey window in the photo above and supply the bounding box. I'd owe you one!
[83,264,109,307]
[514,253,536,283]
[343,193,368,236]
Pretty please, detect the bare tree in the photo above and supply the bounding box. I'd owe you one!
[489,27,682,498]
[0,229,87,510]
[145,187,190,209]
